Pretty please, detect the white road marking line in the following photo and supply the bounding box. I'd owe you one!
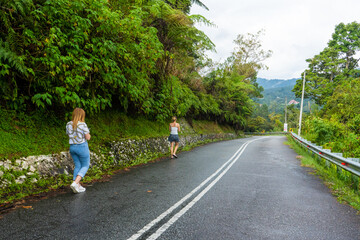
[147,140,257,240]
[128,138,263,240]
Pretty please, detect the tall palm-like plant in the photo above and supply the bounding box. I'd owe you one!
[0,0,33,52]
[191,0,208,10]
[163,0,208,13]
[0,0,33,108]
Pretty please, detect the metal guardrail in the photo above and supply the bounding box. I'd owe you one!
[291,132,360,177]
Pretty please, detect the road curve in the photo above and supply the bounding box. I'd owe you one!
[0,136,359,240]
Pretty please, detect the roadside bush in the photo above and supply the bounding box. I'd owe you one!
[303,116,360,158]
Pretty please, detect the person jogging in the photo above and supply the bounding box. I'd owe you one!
[168,116,181,159]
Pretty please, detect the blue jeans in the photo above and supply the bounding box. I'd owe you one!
[69,141,90,181]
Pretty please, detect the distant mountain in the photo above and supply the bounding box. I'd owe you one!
[257,78,299,90]
[255,77,310,113]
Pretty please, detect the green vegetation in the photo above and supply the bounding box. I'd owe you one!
[251,21,360,210]
[0,110,236,205]
[0,108,68,160]
[191,120,233,134]
[287,136,360,211]
[2,108,236,160]
[293,22,360,106]
[292,21,360,158]
[0,0,277,163]
[251,78,316,133]
[2,0,259,205]
[1,172,73,204]
[0,0,291,159]
[0,0,271,130]
[2,0,359,208]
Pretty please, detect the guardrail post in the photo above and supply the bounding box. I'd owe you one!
[331,153,343,177]
[322,149,331,169]
[336,165,343,178]
[325,160,331,169]
[316,154,321,164]
[351,175,359,191]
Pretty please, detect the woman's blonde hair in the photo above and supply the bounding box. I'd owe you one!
[72,108,86,129]
[172,116,177,122]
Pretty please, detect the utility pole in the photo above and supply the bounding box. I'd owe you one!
[298,71,306,136]
[284,96,287,132]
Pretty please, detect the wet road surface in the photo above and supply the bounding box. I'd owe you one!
[0,136,359,239]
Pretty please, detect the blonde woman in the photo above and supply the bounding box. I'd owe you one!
[168,116,181,159]
[66,108,91,193]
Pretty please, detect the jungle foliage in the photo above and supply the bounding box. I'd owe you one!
[0,0,271,130]
[293,22,360,158]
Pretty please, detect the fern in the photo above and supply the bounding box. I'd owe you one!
[0,40,28,76]
[0,0,33,15]
[189,14,216,27]
[190,0,208,10]
[0,0,33,30]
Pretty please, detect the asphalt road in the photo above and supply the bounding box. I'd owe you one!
[0,136,359,240]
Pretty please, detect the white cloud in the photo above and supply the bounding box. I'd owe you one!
[191,0,360,79]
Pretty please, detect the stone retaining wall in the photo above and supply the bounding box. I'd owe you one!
[0,133,237,188]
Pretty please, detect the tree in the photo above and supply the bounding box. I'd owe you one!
[162,0,208,14]
[202,30,272,128]
[231,30,272,78]
[285,104,300,131]
[0,0,34,110]
[292,47,341,105]
[293,22,360,106]
[324,78,360,123]
[329,22,360,72]
[229,30,272,98]
[137,0,215,119]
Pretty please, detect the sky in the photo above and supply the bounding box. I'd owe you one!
[190,0,360,80]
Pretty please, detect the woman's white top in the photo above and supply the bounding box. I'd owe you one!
[66,121,90,144]
[170,126,178,135]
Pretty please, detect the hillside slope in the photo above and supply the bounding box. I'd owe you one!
[257,78,298,89]
[255,78,312,113]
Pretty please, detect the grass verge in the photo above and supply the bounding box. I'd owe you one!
[0,108,234,160]
[0,109,172,160]
[285,135,360,212]
[0,107,237,209]
[0,134,236,212]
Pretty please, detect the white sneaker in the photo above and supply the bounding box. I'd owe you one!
[70,182,80,193]
[78,185,86,192]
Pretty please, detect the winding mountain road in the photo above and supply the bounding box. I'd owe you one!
[1,136,359,240]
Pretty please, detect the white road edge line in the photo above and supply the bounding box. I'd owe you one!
[147,139,260,240]
[127,138,262,240]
